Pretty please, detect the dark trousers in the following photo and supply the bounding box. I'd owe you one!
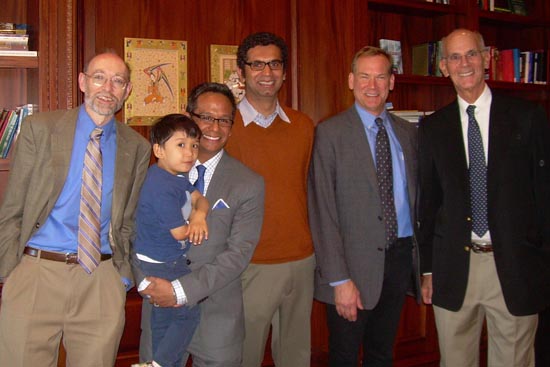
[535,306,550,367]
[137,255,200,367]
[326,238,413,367]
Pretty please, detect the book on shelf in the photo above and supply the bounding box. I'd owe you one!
[0,50,38,57]
[379,39,403,74]
[412,42,441,77]
[498,48,520,82]
[520,51,534,83]
[0,104,37,159]
[509,0,527,16]
[490,0,512,12]
[0,23,28,32]
[533,50,547,85]
[0,34,29,51]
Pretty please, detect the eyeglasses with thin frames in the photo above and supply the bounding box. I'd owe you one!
[190,111,233,128]
[244,59,284,71]
[83,72,129,90]
[442,50,484,64]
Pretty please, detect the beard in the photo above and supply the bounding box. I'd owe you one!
[84,92,124,117]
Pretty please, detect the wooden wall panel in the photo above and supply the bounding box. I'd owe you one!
[80,0,294,109]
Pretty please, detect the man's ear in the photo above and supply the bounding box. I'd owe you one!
[439,59,449,77]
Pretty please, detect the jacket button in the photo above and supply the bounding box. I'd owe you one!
[540,160,545,167]
[186,259,191,265]
[466,217,471,222]
[35,222,40,228]
[464,246,470,252]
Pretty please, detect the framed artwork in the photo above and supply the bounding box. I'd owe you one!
[210,44,245,103]
[124,37,187,125]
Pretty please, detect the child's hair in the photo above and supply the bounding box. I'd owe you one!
[150,113,202,146]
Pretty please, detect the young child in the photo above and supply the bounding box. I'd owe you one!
[132,114,209,367]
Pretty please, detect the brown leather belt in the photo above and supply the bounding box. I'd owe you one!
[24,247,112,264]
[469,242,493,253]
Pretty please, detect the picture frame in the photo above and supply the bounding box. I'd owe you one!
[210,44,245,103]
[124,37,187,125]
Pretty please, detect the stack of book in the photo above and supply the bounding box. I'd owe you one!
[391,110,434,125]
[486,46,547,84]
[478,0,527,15]
[0,104,37,159]
[0,23,36,57]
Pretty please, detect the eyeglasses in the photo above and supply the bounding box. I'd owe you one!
[190,111,233,128]
[244,59,284,71]
[84,72,129,89]
[442,50,483,64]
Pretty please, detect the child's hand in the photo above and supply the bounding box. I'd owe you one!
[187,218,208,245]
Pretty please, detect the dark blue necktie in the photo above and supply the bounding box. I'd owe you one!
[375,117,398,247]
[194,165,206,194]
[466,105,488,237]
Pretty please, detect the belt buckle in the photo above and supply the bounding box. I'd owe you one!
[470,243,484,253]
[65,253,77,264]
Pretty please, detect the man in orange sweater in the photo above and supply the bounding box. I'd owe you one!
[225,32,315,367]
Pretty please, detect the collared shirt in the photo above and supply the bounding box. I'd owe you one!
[171,149,225,305]
[187,149,224,195]
[457,84,492,242]
[27,105,116,255]
[238,96,290,128]
[356,103,413,239]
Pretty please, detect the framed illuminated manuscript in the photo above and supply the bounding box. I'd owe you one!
[124,37,187,125]
[210,44,245,103]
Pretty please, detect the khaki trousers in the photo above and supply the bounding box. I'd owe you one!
[434,251,537,367]
[0,254,126,367]
[241,254,315,367]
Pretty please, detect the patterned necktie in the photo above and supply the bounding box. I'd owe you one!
[194,164,206,194]
[375,117,398,247]
[466,105,488,237]
[78,128,103,273]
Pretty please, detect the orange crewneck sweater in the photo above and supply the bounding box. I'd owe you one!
[225,107,314,264]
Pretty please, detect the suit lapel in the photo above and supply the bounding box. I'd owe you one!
[205,154,230,202]
[49,109,78,213]
[111,122,135,224]
[345,107,379,188]
[487,94,513,196]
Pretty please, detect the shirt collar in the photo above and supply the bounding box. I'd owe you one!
[354,102,389,130]
[77,105,115,138]
[238,97,290,127]
[188,149,224,182]
[457,84,492,113]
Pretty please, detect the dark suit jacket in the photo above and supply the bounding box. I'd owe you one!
[309,106,420,309]
[0,108,151,285]
[418,93,550,316]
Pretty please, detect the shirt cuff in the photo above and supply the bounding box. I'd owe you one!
[171,279,187,305]
[121,277,132,291]
[330,279,350,287]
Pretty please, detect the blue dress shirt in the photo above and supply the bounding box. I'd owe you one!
[355,103,413,239]
[27,106,116,255]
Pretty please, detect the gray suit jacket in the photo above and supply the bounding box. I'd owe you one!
[182,152,264,354]
[0,107,151,284]
[133,151,264,361]
[309,106,420,309]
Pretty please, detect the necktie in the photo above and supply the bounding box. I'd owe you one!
[375,118,398,247]
[78,128,103,273]
[466,105,488,237]
[194,165,206,194]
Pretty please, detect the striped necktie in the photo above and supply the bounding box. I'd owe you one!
[78,128,103,273]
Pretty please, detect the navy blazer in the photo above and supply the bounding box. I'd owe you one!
[418,93,550,316]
